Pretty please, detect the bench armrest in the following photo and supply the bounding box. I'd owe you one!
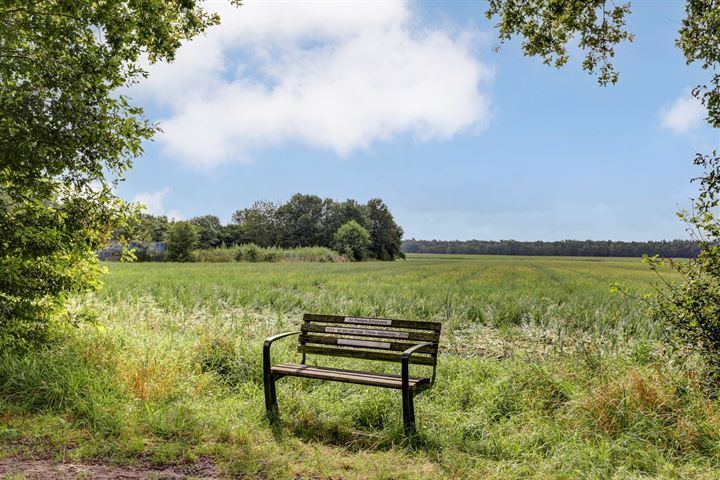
[264,331,301,348]
[401,342,435,390]
[263,331,301,373]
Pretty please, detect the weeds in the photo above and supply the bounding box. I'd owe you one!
[193,245,345,263]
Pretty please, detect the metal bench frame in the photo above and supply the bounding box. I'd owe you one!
[263,313,441,434]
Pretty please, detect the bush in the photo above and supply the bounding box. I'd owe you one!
[165,221,198,262]
[262,250,280,262]
[333,220,371,261]
[132,242,166,262]
[649,153,720,381]
[236,243,260,262]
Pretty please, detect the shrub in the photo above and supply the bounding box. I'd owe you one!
[648,154,720,381]
[333,220,371,261]
[236,243,260,262]
[165,221,198,262]
[262,250,280,262]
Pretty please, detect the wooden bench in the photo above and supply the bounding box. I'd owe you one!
[263,313,441,434]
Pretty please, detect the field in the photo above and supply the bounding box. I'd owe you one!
[1,255,719,479]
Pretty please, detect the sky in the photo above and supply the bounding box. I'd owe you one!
[119,0,719,241]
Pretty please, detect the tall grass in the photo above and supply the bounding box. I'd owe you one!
[0,255,718,479]
[193,244,345,263]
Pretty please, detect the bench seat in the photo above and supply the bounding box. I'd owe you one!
[271,363,431,390]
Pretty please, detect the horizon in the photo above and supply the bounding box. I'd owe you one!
[119,0,719,242]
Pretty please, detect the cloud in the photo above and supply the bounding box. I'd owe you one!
[131,0,493,168]
[132,188,183,220]
[660,90,705,134]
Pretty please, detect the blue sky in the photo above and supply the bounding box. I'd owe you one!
[119,0,718,241]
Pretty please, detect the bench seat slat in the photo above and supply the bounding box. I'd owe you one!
[300,334,437,354]
[304,313,441,331]
[271,363,430,390]
[298,345,436,365]
[301,323,438,342]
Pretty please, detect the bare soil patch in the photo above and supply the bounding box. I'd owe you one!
[0,457,219,479]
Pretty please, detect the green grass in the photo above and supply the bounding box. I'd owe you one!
[1,255,719,479]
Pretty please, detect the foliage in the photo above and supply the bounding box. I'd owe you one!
[165,221,197,262]
[678,0,720,127]
[3,257,719,477]
[0,0,223,348]
[275,194,325,248]
[138,214,171,242]
[0,189,124,348]
[486,0,633,86]
[403,238,700,257]
[322,198,367,246]
[366,198,405,260]
[218,223,245,247]
[190,214,222,249]
[118,195,404,262]
[647,154,720,377]
[232,200,279,248]
[333,220,371,261]
[228,194,404,260]
[235,243,261,262]
[113,214,170,243]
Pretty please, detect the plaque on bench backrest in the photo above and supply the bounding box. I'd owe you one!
[325,326,410,339]
[344,316,392,326]
[337,338,391,349]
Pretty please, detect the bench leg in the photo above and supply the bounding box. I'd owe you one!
[402,388,416,435]
[264,372,279,422]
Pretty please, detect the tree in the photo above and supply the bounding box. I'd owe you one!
[232,200,278,248]
[219,223,245,247]
[365,198,404,261]
[486,1,633,86]
[322,199,368,246]
[190,215,222,249]
[486,1,720,378]
[165,221,198,262]
[275,193,324,248]
[131,214,170,243]
[334,221,371,261]
[0,1,223,348]
[224,195,404,260]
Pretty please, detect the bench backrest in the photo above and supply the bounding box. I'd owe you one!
[299,313,441,366]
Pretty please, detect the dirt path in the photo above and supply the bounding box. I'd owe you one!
[0,457,219,479]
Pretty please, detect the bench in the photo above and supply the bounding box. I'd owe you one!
[263,313,441,434]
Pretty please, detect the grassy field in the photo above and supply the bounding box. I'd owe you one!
[1,255,719,479]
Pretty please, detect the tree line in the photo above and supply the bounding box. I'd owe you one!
[119,194,405,261]
[402,239,700,258]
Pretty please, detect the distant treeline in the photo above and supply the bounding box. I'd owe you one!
[401,239,700,258]
[116,193,405,261]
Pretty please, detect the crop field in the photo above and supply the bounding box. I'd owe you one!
[1,255,719,479]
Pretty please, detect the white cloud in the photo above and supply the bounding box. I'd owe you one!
[132,188,183,220]
[131,0,493,168]
[660,90,705,134]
